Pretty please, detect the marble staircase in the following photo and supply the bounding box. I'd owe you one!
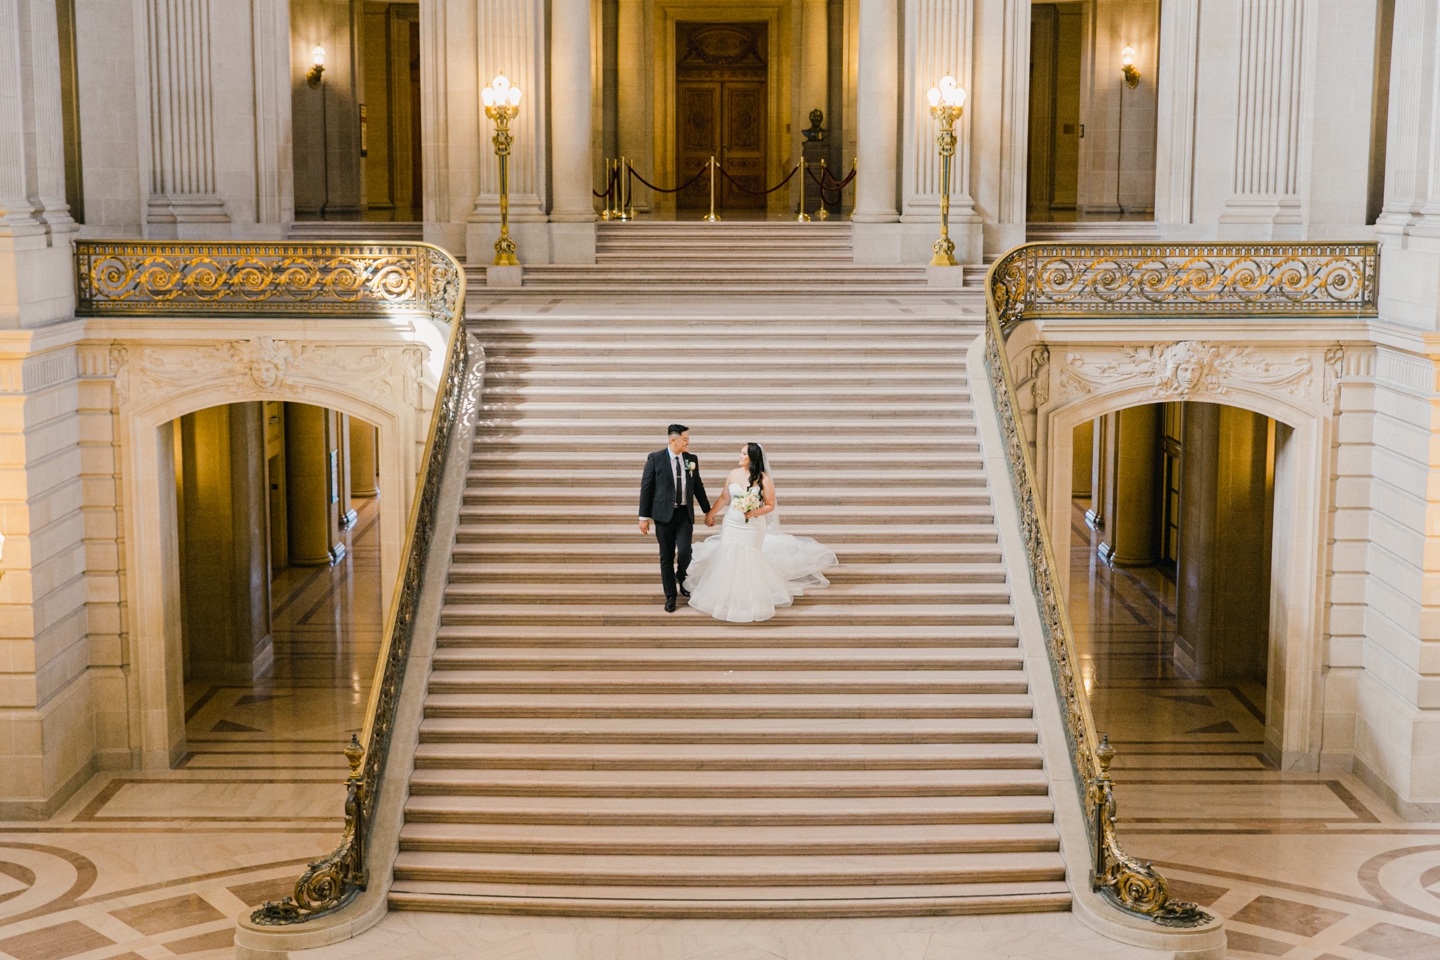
[387,296,1070,917]
[471,222,988,292]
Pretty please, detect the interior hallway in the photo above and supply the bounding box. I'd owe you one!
[0,500,381,958]
[1069,500,1440,960]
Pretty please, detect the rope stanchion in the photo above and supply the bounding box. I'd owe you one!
[717,162,801,196]
[629,164,709,195]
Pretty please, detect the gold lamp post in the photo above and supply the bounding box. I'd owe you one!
[482,74,522,267]
[926,76,966,267]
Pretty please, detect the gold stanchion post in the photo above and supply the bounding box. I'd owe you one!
[817,158,830,221]
[482,74,522,267]
[704,155,720,222]
[926,75,966,267]
[796,160,810,222]
[623,159,636,220]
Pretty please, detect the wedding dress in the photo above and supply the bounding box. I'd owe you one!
[685,481,837,623]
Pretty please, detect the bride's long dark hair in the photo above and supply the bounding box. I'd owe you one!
[746,442,765,492]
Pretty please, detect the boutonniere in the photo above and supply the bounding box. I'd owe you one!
[686,461,696,474]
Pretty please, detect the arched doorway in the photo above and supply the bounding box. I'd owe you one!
[169,402,383,767]
[1070,402,1279,750]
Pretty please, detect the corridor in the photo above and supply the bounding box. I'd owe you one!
[1069,500,1440,960]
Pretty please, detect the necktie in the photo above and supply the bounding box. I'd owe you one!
[674,455,683,506]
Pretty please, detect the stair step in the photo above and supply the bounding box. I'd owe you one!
[397,822,1061,856]
[416,717,1039,744]
[387,881,1071,918]
[429,646,1019,670]
[409,741,1044,771]
[421,692,1034,718]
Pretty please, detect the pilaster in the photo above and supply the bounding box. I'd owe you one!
[852,0,900,261]
[549,0,597,263]
[467,0,550,264]
[141,0,232,235]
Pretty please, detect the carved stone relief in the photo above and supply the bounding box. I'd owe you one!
[111,337,427,411]
[1059,341,1314,403]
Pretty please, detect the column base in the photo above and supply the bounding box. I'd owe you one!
[466,221,552,266]
[851,222,901,263]
[549,221,597,263]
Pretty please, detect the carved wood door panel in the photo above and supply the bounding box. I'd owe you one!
[676,22,767,213]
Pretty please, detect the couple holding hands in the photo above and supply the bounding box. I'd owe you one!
[638,423,836,623]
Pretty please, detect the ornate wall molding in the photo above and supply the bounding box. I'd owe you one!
[1058,341,1314,404]
[110,337,426,412]
[1375,349,1438,396]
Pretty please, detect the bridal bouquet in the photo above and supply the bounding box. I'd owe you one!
[731,489,762,521]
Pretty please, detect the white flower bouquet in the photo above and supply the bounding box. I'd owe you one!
[731,488,762,521]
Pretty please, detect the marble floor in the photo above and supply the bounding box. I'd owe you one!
[10,485,1440,960]
[1067,499,1440,960]
[0,499,382,959]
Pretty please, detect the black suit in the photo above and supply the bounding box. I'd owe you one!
[640,449,711,600]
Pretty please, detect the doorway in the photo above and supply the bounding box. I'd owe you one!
[675,22,768,217]
[171,402,383,770]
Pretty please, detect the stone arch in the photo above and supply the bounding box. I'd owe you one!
[1036,376,1333,772]
[118,378,420,772]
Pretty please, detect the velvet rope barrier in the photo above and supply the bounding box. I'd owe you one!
[717,162,801,196]
[628,164,709,194]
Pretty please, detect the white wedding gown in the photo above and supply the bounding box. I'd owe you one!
[685,482,838,623]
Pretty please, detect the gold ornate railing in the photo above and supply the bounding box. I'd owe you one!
[991,242,1379,338]
[74,241,458,319]
[979,240,1375,927]
[72,241,470,923]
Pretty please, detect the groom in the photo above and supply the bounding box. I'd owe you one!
[638,424,712,612]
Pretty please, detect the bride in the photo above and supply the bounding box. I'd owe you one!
[684,443,838,623]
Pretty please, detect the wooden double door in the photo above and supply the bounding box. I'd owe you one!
[676,23,767,213]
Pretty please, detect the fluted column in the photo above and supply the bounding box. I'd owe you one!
[143,0,231,234]
[1217,0,1305,234]
[549,0,596,263]
[468,0,549,261]
[901,0,980,263]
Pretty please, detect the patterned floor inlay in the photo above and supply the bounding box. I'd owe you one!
[1068,499,1440,960]
[0,499,381,958]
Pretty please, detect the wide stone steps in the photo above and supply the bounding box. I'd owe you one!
[409,741,1043,770]
[398,822,1059,856]
[395,289,1067,918]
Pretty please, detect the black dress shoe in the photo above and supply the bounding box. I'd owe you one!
[665,596,677,612]
[679,586,691,598]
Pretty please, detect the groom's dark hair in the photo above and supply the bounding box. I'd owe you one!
[667,423,688,436]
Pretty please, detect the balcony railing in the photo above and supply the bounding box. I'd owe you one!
[73,240,471,923]
[981,240,1378,926]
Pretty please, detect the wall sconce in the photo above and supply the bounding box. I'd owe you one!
[307,45,326,88]
[1121,45,1140,89]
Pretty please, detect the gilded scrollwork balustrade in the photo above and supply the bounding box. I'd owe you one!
[981,240,1376,928]
[992,242,1379,338]
[71,240,470,924]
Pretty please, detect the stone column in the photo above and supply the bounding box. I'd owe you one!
[467,0,550,263]
[178,403,273,681]
[142,0,233,234]
[284,402,336,566]
[853,0,900,261]
[1072,419,1094,499]
[1376,0,1440,328]
[337,412,355,528]
[615,0,651,214]
[900,0,981,264]
[550,0,597,263]
[349,418,379,498]
[0,0,77,326]
[1102,404,1162,567]
[1175,402,1273,681]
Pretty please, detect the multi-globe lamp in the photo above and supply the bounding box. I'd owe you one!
[482,74,523,267]
[926,75,967,267]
